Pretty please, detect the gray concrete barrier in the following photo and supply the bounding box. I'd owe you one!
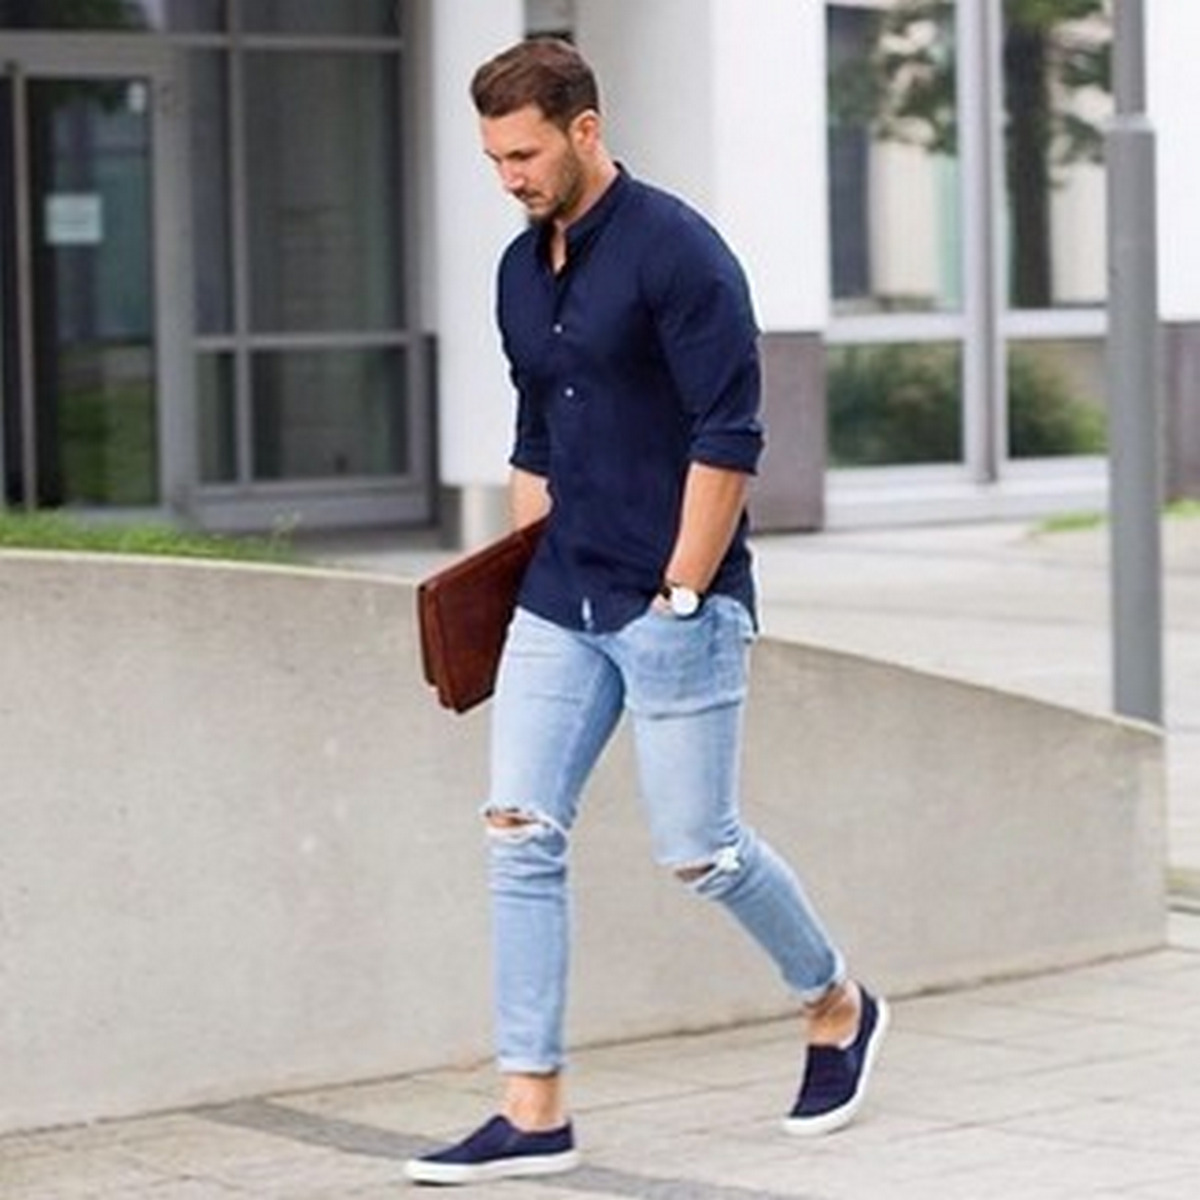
[0,551,1166,1134]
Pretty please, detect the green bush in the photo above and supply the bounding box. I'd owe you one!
[1008,351,1106,458]
[828,343,961,466]
[828,342,1106,466]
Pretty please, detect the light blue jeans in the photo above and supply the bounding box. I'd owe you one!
[485,598,845,1074]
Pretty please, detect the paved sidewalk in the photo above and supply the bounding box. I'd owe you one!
[4,912,1199,1198]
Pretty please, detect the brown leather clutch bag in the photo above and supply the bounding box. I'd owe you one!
[417,518,547,713]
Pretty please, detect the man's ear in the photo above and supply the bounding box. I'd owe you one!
[569,109,603,152]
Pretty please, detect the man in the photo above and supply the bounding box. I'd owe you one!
[405,38,887,1187]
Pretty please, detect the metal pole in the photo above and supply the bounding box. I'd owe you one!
[961,0,1006,485]
[1106,0,1163,724]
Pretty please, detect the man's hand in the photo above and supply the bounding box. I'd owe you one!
[510,467,552,529]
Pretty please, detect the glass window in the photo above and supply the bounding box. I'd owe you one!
[827,0,961,315]
[58,346,158,505]
[251,348,408,480]
[0,1,224,31]
[30,78,158,506]
[197,354,237,483]
[243,52,402,333]
[828,342,963,467]
[239,0,398,37]
[188,51,232,335]
[149,1,225,30]
[1003,1,1111,309]
[43,79,152,341]
[1007,339,1106,459]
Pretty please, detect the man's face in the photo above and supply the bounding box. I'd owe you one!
[480,104,588,225]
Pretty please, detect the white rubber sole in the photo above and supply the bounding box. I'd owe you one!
[783,994,891,1138]
[404,1147,581,1185]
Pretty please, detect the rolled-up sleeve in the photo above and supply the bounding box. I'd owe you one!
[497,254,552,477]
[646,214,765,475]
[507,368,551,477]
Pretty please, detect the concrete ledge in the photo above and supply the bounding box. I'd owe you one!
[0,552,1166,1134]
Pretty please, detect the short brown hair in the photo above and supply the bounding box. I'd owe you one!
[470,38,600,129]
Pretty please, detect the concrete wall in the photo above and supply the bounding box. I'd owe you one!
[0,552,1166,1135]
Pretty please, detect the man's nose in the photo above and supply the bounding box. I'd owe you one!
[499,163,525,193]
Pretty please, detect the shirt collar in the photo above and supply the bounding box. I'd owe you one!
[537,164,630,267]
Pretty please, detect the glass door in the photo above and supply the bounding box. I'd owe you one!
[2,51,165,510]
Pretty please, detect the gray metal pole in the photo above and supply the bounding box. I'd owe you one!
[1106,0,1163,724]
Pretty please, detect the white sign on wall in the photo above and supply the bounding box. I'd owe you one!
[45,194,104,247]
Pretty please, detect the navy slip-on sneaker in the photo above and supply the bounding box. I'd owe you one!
[404,1114,580,1185]
[784,988,889,1137]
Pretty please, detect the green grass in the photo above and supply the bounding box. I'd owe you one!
[1167,498,1200,520]
[1036,498,1200,535]
[0,512,300,565]
[1036,510,1107,534]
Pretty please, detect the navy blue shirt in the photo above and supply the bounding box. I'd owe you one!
[498,167,764,632]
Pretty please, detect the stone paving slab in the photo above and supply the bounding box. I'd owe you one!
[3,913,1198,1199]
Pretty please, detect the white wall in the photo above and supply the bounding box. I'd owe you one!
[576,0,828,331]
[1149,0,1200,321]
[711,0,828,331]
[425,0,525,497]
[576,0,716,211]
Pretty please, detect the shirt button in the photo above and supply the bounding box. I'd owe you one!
[564,385,576,399]
[552,322,564,334]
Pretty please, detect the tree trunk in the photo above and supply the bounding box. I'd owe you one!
[1005,26,1053,308]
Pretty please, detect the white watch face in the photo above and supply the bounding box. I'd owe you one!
[669,585,701,617]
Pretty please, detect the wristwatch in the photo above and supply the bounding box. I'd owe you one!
[659,581,703,618]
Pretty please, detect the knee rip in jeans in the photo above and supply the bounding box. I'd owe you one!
[483,805,561,844]
[673,844,742,886]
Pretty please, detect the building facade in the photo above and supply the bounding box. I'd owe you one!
[1,0,1196,543]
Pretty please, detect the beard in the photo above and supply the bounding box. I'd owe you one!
[519,147,587,225]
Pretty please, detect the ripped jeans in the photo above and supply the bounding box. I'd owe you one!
[485,599,845,1074]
